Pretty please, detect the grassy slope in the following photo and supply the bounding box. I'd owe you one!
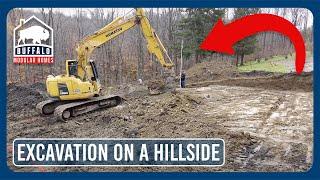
[238,52,312,73]
[237,55,288,73]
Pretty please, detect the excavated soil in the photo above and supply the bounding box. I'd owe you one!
[186,60,237,82]
[188,72,313,92]
[186,60,312,92]
[7,71,313,172]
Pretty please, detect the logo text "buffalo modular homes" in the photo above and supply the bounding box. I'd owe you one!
[13,16,54,64]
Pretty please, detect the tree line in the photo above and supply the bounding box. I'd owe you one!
[7,8,313,86]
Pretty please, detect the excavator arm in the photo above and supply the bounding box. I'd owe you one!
[135,8,174,68]
[76,8,174,81]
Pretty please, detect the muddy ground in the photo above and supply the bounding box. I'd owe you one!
[7,71,313,172]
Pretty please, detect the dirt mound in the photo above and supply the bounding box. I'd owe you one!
[189,72,312,92]
[232,70,276,77]
[29,82,47,92]
[187,60,236,83]
[185,58,312,92]
[119,91,203,124]
[7,83,46,120]
[146,79,166,95]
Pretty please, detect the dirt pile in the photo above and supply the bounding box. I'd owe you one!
[188,72,313,92]
[187,60,236,82]
[7,83,46,120]
[112,91,204,134]
[232,70,276,77]
[234,72,313,92]
[146,79,166,95]
[133,92,203,118]
[185,59,312,92]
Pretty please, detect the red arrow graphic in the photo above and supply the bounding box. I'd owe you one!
[200,14,306,74]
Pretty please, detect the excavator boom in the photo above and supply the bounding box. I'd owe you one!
[76,8,173,81]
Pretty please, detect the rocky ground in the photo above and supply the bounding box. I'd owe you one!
[6,69,313,172]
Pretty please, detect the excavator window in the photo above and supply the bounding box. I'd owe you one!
[68,61,78,77]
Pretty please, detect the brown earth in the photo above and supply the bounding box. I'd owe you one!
[186,60,237,82]
[185,59,312,92]
[6,67,313,172]
[188,72,313,92]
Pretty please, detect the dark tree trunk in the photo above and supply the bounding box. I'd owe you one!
[240,54,245,66]
[235,55,239,67]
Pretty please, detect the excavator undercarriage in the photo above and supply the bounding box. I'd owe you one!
[37,95,123,121]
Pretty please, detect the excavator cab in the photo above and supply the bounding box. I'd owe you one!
[67,60,78,77]
[65,60,99,82]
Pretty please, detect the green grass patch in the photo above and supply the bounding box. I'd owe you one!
[238,55,289,73]
[238,61,287,73]
[238,51,313,73]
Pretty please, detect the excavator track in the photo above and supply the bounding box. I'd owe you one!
[36,95,123,121]
[36,99,68,115]
[53,95,123,121]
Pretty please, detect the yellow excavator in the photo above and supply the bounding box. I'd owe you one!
[36,8,174,120]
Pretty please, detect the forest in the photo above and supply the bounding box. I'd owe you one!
[7,8,313,86]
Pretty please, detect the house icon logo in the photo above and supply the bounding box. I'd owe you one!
[13,16,54,64]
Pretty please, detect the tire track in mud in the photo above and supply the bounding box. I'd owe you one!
[257,95,286,133]
[179,85,313,171]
